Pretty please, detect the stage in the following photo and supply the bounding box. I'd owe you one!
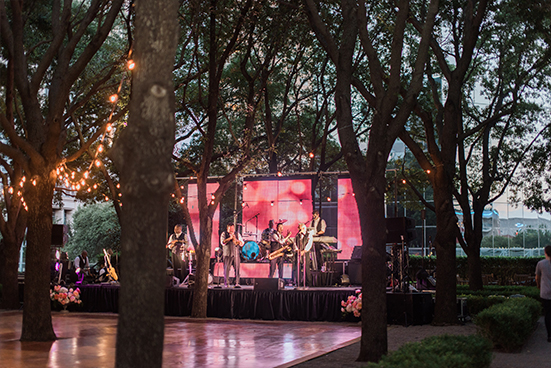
[77,283,434,325]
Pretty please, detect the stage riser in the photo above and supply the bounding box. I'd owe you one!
[79,285,433,325]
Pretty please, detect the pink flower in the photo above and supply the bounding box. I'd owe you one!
[54,285,61,292]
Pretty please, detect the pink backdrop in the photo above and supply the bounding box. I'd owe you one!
[337,178,361,259]
[187,183,220,258]
[241,179,313,244]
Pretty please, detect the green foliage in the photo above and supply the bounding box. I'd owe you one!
[475,297,541,352]
[410,256,541,285]
[365,334,493,368]
[464,295,507,316]
[65,202,120,261]
[457,285,540,301]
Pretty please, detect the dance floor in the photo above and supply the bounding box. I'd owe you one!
[0,311,361,368]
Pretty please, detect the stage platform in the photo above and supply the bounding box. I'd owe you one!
[77,284,434,325]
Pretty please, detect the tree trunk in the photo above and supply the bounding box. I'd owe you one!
[191,183,213,318]
[431,175,458,325]
[20,173,56,341]
[357,163,389,362]
[110,1,178,367]
[0,237,22,309]
[466,245,483,290]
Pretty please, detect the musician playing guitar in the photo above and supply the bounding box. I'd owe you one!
[220,223,244,288]
[269,222,292,279]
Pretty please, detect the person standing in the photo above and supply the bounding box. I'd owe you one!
[260,219,275,259]
[74,250,90,283]
[220,223,244,288]
[536,245,551,342]
[167,224,187,283]
[294,223,313,287]
[309,210,327,270]
[269,223,290,279]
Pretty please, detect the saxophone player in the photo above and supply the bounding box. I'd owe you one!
[269,222,291,279]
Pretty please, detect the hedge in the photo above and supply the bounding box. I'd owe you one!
[409,256,540,285]
[475,297,541,352]
[365,334,493,368]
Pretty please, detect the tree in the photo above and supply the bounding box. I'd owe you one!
[65,202,120,260]
[109,0,179,366]
[304,0,438,362]
[402,0,551,294]
[0,0,125,341]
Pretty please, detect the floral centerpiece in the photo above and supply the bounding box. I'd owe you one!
[50,285,82,310]
[341,289,362,318]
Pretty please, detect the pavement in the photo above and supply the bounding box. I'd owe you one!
[290,317,551,368]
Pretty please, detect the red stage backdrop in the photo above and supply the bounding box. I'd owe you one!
[187,183,220,258]
[337,178,361,259]
[241,179,313,246]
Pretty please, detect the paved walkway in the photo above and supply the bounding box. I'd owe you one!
[1,311,549,367]
[291,317,551,368]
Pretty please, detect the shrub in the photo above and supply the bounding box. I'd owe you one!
[475,297,541,352]
[465,295,507,316]
[365,334,493,368]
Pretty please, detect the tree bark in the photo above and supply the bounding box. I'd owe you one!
[20,173,56,341]
[110,1,179,367]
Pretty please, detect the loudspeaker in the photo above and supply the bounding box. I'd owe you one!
[351,246,362,260]
[348,261,362,285]
[51,224,67,246]
[253,278,284,291]
[386,217,416,243]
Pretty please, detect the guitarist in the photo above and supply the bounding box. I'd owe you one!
[167,224,188,282]
[269,222,291,279]
[220,223,244,288]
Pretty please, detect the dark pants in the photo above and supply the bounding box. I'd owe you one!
[543,298,551,338]
[172,253,188,281]
[293,252,312,286]
[269,256,284,279]
[223,256,240,286]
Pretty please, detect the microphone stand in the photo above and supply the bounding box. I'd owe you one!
[213,249,222,288]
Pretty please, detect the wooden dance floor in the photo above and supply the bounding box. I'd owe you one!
[0,311,361,368]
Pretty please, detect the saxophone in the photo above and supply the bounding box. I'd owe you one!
[267,231,292,260]
[268,245,291,260]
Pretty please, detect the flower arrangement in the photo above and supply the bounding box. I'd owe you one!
[341,289,362,318]
[50,285,82,308]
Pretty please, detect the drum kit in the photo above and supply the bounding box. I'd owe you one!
[240,219,289,261]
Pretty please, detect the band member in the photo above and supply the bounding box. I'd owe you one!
[260,219,275,259]
[167,224,188,282]
[269,222,291,279]
[294,223,313,287]
[220,223,244,288]
[74,250,90,283]
[309,210,327,270]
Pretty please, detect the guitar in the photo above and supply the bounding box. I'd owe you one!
[103,249,118,281]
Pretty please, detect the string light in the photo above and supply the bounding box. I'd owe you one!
[309,152,314,158]
[52,53,132,200]
[326,196,331,202]
[277,171,282,177]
